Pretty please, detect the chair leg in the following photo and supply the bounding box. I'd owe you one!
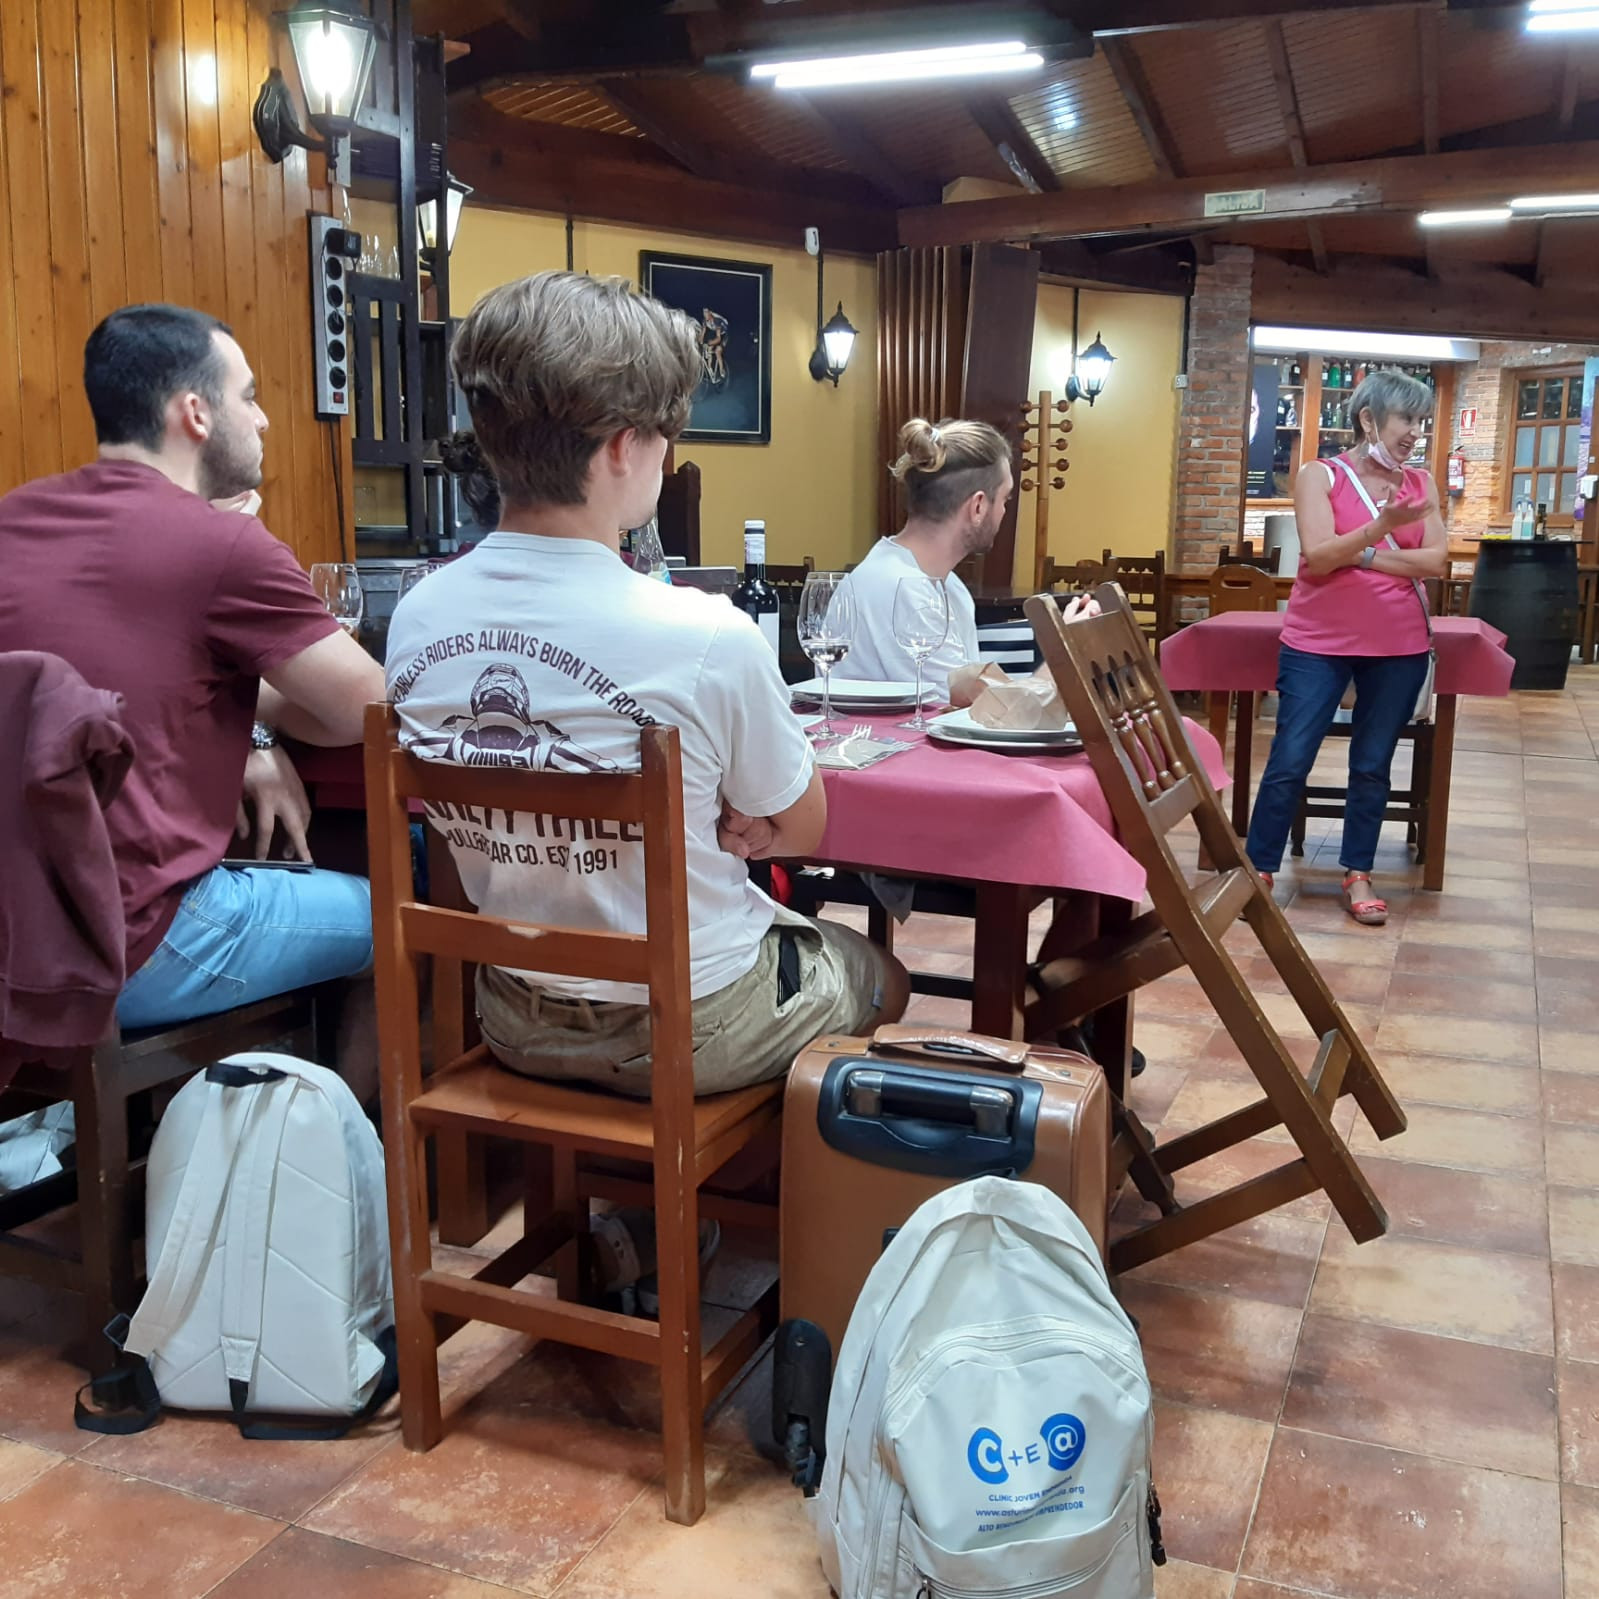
[75,1045,138,1377]
[525,1143,583,1302]
[867,900,892,951]
[436,1130,490,1246]
[653,1163,706,1525]
[395,1123,444,1452]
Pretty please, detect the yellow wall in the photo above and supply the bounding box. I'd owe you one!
[446,206,880,571]
[1011,284,1186,590]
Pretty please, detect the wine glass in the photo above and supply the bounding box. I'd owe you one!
[310,562,364,635]
[798,571,856,740]
[398,560,445,599]
[892,574,950,732]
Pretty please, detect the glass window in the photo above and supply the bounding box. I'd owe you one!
[1569,379,1582,419]
[1565,425,1582,469]
[1540,428,1563,467]
[1512,472,1533,502]
[1515,427,1536,467]
[1503,367,1583,522]
[1544,379,1565,419]
[1537,471,1558,507]
[1517,381,1539,420]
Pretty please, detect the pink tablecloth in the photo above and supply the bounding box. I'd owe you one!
[1159,613,1513,697]
[815,714,1228,904]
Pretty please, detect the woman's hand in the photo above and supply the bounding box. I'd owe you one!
[1368,489,1426,543]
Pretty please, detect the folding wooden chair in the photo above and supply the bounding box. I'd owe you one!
[1103,551,1169,648]
[364,705,782,1526]
[1022,584,1406,1275]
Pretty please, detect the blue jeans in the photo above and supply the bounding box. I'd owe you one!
[116,865,373,1030]
[1245,645,1431,876]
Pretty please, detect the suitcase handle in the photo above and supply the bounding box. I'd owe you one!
[816,1059,1042,1179]
[869,1025,1028,1071]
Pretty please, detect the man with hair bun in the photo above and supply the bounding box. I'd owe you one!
[845,416,1013,696]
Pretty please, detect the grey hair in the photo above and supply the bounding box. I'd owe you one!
[1344,368,1434,439]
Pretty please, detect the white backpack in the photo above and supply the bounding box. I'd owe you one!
[78,1053,395,1438]
[810,1178,1162,1599]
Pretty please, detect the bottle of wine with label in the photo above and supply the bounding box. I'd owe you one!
[733,519,780,655]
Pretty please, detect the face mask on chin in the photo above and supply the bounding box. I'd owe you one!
[1364,436,1403,472]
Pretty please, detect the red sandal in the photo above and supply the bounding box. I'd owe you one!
[1342,872,1388,927]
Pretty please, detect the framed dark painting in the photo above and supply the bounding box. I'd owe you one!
[639,250,772,444]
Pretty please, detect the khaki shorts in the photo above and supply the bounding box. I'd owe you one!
[476,904,894,1099]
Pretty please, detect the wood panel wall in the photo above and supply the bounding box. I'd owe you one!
[0,0,349,568]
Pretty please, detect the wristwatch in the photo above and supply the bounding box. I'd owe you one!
[251,720,278,750]
[1359,546,1377,570]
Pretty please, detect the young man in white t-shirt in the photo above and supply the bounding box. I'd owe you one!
[386,270,907,1098]
[845,416,1012,697]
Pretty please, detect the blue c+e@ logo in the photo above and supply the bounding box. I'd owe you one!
[966,1414,1087,1484]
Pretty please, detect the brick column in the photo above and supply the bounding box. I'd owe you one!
[1173,245,1254,572]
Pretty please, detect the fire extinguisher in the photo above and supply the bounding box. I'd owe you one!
[1447,450,1466,496]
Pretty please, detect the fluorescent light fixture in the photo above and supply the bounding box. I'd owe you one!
[750,40,1044,91]
[1526,0,1599,31]
[1417,207,1512,226]
[1251,326,1481,362]
[1509,192,1599,211]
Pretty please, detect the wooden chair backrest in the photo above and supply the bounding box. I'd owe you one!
[1102,551,1168,634]
[363,703,694,1142]
[1043,556,1115,592]
[1026,583,1244,875]
[1207,563,1280,614]
[656,461,702,565]
[1220,543,1280,573]
[766,556,816,589]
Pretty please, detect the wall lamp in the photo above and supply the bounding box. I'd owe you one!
[1063,287,1115,406]
[253,0,379,165]
[805,228,858,385]
[418,176,473,275]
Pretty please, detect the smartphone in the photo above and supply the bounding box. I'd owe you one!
[220,857,315,873]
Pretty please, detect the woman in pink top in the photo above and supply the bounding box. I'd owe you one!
[1245,370,1447,925]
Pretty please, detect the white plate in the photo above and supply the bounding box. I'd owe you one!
[926,719,1083,755]
[927,707,1078,744]
[790,678,932,704]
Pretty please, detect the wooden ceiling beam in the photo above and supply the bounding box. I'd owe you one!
[898,141,1599,247]
[1263,20,1328,274]
[1080,0,1442,33]
[967,96,1061,194]
[1252,251,1599,344]
[448,102,896,253]
[1098,37,1181,179]
[1417,10,1440,155]
[785,93,937,207]
[1037,238,1192,294]
[593,78,730,178]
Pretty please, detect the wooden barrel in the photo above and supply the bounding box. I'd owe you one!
[1468,540,1579,691]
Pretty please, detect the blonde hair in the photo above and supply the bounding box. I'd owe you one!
[889,417,1011,520]
[451,271,701,508]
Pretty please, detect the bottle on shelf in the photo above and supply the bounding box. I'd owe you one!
[1511,499,1532,540]
[1289,358,1302,385]
[733,519,780,655]
[1535,502,1549,540]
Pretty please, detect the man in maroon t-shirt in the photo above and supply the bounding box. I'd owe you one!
[0,304,384,1059]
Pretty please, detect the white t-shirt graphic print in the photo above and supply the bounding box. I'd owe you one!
[386,533,815,1004]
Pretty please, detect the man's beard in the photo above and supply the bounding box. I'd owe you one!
[964,506,1004,556]
[198,427,262,501]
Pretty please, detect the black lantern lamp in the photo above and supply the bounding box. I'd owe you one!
[418,176,473,275]
[806,228,857,386]
[253,0,379,163]
[1066,332,1116,406]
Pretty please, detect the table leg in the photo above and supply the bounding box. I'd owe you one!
[1089,894,1135,1103]
[1230,690,1256,839]
[1422,694,1457,893]
[971,881,1032,1040]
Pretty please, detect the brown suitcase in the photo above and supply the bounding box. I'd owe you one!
[772,1023,1111,1485]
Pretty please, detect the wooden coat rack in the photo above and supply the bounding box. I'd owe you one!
[1019,391,1073,592]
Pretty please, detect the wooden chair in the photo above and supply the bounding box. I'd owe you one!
[364,705,782,1526]
[765,556,816,589]
[1289,708,1435,863]
[655,461,701,565]
[1204,564,1281,755]
[1220,543,1280,573]
[0,989,337,1374]
[1103,551,1169,647]
[1022,583,1406,1275]
[1043,556,1114,592]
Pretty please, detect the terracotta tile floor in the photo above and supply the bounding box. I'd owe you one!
[3,670,1598,1596]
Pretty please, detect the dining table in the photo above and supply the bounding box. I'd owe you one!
[291,709,1230,1055]
[1158,612,1514,891]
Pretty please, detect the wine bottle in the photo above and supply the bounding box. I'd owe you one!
[733,520,780,655]
[1290,359,1302,385]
